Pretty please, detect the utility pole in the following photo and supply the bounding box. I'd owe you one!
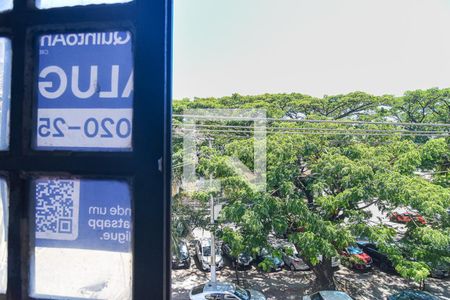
[209,138,216,283]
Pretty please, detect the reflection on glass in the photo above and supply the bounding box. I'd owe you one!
[36,0,131,9]
[0,179,8,294]
[0,1,12,12]
[30,178,132,299]
[0,38,11,151]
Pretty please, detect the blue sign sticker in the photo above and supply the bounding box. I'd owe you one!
[34,179,132,252]
[36,31,133,151]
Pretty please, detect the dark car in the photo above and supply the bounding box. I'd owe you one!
[357,241,448,278]
[356,241,395,273]
[387,290,440,300]
[221,243,253,269]
[172,241,191,269]
[255,248,284,272]
[428,262,449,279]
[341,246,372,271]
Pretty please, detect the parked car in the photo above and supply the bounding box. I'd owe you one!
[190,281,266,300]
[221,243,253,269]
[357,241,448,278]
[341,246,373,271]
[172,241,191,269]
[390,212,426,225]
[356,241,395,273]
[387,290,440,300]
[194,239,224,271]
[255,248,284,272]
[279,244,310,271]
[317,255,341,268]
[428,262,449,279]
[303,290,353,300]
[331,256,341,268]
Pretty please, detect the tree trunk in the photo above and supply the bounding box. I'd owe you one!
[297,248,336,291]
[420,279,426,291]
[310,258,336,290]
[296,176,314,205]
[305,189,315,206]
[235,262,240,284]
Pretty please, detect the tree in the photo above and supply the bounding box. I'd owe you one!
[392,88,450,124]
[172,89,450,291]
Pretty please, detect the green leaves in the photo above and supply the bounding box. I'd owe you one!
[377,172,450,220]
[395,260,430,281]
[393,88,450,124]
[172,88,449,285]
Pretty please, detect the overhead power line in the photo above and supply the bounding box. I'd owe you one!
[174,128,448,138]
[174,124,448,135]
[173,114,450,128]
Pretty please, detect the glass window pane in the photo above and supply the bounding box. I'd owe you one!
[0,179,8,294]
[0,1,12,12]
[0,38,11,151]
[36,0,131,9]
[34,31,133,151]
[30,178,132,299]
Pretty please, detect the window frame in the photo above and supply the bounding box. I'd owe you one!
[0,37,11,151]
[0,174,9,300]
[0,0,173,299]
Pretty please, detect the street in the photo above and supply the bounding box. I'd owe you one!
[172,261,450,300]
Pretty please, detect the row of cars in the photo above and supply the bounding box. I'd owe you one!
[356,241,449,278]
[174,210,443,272]
[177,238,446,300]
[340,240,448,278]
[172,238,340,272]
[223,242,341,272]
[173,237,449,279]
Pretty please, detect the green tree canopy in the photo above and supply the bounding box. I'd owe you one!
[172,88,449,289]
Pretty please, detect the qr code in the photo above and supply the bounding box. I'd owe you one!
[35,179,80,241]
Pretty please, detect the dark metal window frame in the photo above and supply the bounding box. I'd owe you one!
[0,0,173,299]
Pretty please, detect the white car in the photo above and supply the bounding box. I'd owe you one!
[318,254,341,268]
[331,256,341,268]
[280,244,310,271]
[195,239,224,271]
[277,241,339,270]
[303,290,353,300]
[190,282,266,300]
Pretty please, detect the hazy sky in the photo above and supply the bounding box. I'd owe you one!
[173,0,450,99]
[5,0,450,99]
